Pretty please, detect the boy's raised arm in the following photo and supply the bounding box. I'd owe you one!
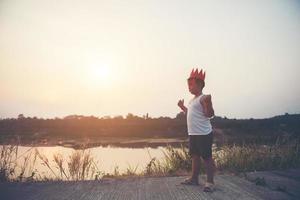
[177,99,187,114]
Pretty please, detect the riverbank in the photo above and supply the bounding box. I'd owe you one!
[1,139,299,182]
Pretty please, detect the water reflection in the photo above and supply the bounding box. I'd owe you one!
[14,146,169,179]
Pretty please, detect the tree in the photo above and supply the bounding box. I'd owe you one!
[18,114,25,119]
[175,112,186,120]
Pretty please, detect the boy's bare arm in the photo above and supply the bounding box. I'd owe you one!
[177,99,187,114]
[200,95,214,118]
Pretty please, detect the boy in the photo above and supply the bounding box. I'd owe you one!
[177,68,216,192]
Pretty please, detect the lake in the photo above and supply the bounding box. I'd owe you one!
[10,145,174,180]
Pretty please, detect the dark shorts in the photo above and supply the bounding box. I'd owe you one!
[189,132,213,160]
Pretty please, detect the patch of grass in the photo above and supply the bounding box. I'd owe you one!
[143,138,300,176]
[40,149,99,181]
[214,138,300,173]
[0,145,18,181]
[124,164,139,176]
[143,145,193,176]
[0,145,38,182]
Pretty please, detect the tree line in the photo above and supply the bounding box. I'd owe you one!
[0,113,299,143]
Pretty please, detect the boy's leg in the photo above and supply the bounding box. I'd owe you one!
[181,135,201,185]
[203,157,216,184]
[181,154,200,185]
[201,132,215,184]
[189,135,200,181]
[191,155,201,181]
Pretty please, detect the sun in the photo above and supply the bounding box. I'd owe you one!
[87,63,112,88]
[92,65,110,80]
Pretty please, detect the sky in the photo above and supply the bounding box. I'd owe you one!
[1,0,300,119]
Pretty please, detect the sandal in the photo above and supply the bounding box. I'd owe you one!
[180,178,199,186]
[203,182,215,192]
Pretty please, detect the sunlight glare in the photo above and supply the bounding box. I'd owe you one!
[87,63,111,88]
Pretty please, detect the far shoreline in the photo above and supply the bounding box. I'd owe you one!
[0,137,188,149]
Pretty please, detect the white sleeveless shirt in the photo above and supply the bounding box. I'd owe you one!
[187,94,212,135]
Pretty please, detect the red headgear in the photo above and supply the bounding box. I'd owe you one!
[188,68,206,81]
